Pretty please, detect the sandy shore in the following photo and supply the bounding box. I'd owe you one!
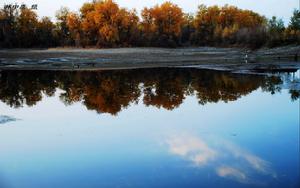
[0,46,300,72]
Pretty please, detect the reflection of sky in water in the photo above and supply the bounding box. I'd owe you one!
[0,87,299,188]
[167,134,277,185]
[0,115,18,124]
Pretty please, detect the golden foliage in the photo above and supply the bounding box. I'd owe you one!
[1,1,299,48]
[79,0,138,46]
[141,2,184,38]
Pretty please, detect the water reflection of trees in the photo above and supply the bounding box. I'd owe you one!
[0,68,298,115]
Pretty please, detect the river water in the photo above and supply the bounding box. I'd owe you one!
[0,68,299,188]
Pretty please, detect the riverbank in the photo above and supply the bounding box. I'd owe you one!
[0,46,299,72]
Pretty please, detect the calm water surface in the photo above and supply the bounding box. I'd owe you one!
[0,68,299,188]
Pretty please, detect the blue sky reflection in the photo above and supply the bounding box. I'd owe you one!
[0,71,298,188]
[166,133,277,185]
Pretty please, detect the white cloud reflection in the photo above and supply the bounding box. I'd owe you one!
[167,135,217,166]
[166,134,276,184]
[221,140,277,178]
[216,166,247,183]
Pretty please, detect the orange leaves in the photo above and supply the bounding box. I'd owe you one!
[141,8,155,34]
[66,12,82,46]
[81,11,96,31]
[193,4,266,46]
[141,2,184,37]
[2,1,297,48]
[94,0,119,26]
[16,8,38,46]
[99,24,119,43]
[67,13,81,31]
[79,0,138,46]
[18,8,38,30]
[195,4,265,30]
[118,9,138,30]
[80,2,94,18]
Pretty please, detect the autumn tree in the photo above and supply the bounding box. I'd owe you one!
[193,5,220,45]
[1,6,57,48]
[181,13,195,45]
[93,0,120,46]
[80,0,139,47]
[66,12,82,47]
[16,8,38,47]
[193,4,266,47]
[1,2,299,48]
[36,17,55,47]
[141,1,184,47]
[78,2,97,46]
[0,7,18,47]
[140,7,155,45]
[117,8,139,46]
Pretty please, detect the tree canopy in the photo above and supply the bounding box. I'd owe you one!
[0,1,299,48]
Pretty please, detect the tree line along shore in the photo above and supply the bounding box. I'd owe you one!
[0,0,300,49]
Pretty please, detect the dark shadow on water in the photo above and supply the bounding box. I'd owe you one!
[0,68,299,115]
